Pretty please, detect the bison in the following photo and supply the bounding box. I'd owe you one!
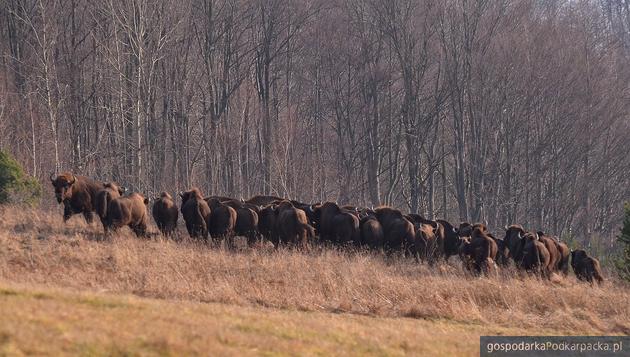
[414,221,441,265]
[359,215,384,249]
[312,202,360,245]
[220,199,260,245]
[520,232,551,277]
[180,188,211,240]
[206,198,237,241]
[436,219,462,261]
[273,201,315,248]
[105,192,149,237]
[457,222,474,238]
[331,210,360,245]
[503,224,527,266]
[257,204,278,243]
[571,249,604,285]
[538,231,570,276]
[503,225,552,277]
[311,202,341,243]
[50,172,104,223]
[492,235,510,267]
[95,182,125,231]
[152,192,179,236]
[536,233,560,275]
[458,226,498,275]
[373,207,415,253]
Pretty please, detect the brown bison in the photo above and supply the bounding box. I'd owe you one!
[491,235,510,267]
[436,219,462,261]
[206,198,237,242]
[458,226,498,275]
[414,221,441,265]
[359,215,384,249]
[538,231,570,276]
[571,249,604,285]
[95,182,125,231]
[504,225,552,277]
[503,224,527,265]
[536,233,560,275]
[245,195,284,206]
[288,200,317,227]
[312,202,360,245]
[520,232,551,277]
[105,192,149,237]
[331,210,360,245]
[257,204,278,243]
[50,172,105,223]
[373,207,415,253]
[152,192,179,236]
[220,199,260,245]
[274,201,315,248]
[405,214,441,264]
[180,188,211,240]
[457,222,474,238]
[311,202,341,242]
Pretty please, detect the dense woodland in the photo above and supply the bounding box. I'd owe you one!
[1,0,629,250]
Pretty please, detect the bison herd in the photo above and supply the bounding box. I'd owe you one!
[50,172,605,285]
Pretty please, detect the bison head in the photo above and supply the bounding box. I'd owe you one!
[458,222,473,238]
[104,182,126,196]
[571,249,588,262]
[50,172,77,204]
[503,225,525,249]
[180,188,203,205]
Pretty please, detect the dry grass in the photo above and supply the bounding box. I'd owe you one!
[0,282,565,356]
[1,206,629,338]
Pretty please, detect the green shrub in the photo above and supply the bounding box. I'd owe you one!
[615,202,630,281]
[0,150,41,205]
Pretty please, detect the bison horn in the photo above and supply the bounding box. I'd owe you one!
[70,175,77,185]
[49,172,56,182]
[504,225,509,231]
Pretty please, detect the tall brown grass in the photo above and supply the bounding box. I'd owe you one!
[0,206,628,334]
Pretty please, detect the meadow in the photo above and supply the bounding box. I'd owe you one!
[0,206,628,355]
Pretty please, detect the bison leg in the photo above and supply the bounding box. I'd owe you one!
[63,205,73,222]
[132,224,147,238]
[246,230,258,247]
[83,211,94,224]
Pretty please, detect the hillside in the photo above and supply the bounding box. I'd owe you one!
[0,281,593,356]
[0,207,629,355]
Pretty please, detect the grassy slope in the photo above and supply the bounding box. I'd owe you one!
[1,208,629,356]
[1,282,562,357]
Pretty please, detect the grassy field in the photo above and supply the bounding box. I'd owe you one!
[0,206,629,355]
[0,281,589,356]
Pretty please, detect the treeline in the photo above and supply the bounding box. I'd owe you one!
[0,0,629,249]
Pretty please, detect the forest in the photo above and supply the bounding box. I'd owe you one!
[1,0,629,252]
